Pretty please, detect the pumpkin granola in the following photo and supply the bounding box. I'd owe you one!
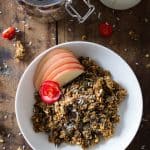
[32,57,127,149]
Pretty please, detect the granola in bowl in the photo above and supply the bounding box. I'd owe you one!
[32,57,127,149]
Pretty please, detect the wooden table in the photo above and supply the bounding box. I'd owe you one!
[0,0,150,150]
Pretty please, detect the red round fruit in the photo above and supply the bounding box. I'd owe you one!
[39,80,61,104]
[2,27,16,40]
[99,22,113,37]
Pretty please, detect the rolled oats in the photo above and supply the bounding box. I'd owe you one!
[32,57,127,149]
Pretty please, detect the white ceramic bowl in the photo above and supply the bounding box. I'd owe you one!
[15,41,143,150]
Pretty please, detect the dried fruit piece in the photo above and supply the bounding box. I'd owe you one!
[2,27,16,40]
[99,22,113,37]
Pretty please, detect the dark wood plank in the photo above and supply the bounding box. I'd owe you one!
[58,0,150,149]
[0,0,56,150]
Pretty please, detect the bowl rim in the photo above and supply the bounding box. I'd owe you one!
[15,41,143,150]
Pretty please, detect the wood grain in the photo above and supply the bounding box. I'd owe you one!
[0,0,56,149]
[0,0,150,149]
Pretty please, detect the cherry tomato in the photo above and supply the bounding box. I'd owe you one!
[99,22,113,37]
[2,27,16,40]
[39,80,61,104]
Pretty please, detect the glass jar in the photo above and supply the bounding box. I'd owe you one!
[17,0,95,23]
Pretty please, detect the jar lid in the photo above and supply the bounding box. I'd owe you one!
[20,0,64,7]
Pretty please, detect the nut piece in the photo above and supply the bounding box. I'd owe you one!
[15,41,26,61]
[0,136,4,143]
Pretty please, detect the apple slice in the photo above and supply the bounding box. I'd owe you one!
[41,56,80,84]
[52,68,84,87]
[36,63,83,89]
[45,63,84,81]
[34,49,75,84]
[34,52,77,90]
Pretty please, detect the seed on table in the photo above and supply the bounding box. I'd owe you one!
[4,115,8,119]
[17,147,22,150]
[98,12,101,19]
[0,138,4,143]
[146,63,150,69]
[112,24,116,28]
[81,35,87,41]
[124,48,128,52]
[7,133,11,138]
[116,17,120,21]
[145,54,149,58]
[144,18,149,23]
[68,28,72,32]
[135,62,139,65]
[22,145,26,150]
[28,41,32,46]
[18,132,22,136]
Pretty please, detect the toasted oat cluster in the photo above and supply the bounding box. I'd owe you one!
[32,57,127,149]
[15,41,26,61]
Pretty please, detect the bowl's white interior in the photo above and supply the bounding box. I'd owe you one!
[15,42,143,150]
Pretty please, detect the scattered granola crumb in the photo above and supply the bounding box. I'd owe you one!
[17,6,24,11]
[7,133,11,138]
[17,147,22,150]
[146,63,150,69]
[68,28,72,32]
[24,23,32,29]
[4,115,8,119]
[0,137,4,143]
[81,35,87,41]
[3,63,8,69]
[144,18,149,23]
[28,41,32,46]
[112,24,116,28]
[0,10,2,14]
[140,123,143,128]
[145,54,149,58]
[98,12,101,19]
[52,37,56,40]
[69,19,74,22]
[2,146,6,150]
[21,20,26,24]
[28,16,32,20]
[22,145,26,150]
[15,41,26,61]
[15,28,21,33]
[128,30,139,40]
[18,132,22,136]
[24,23,29,27]
[142,118,149,122]
[13,43,16,47]
[116,17,120,21]
[140,145,146,150]
[109,40,113,45]
[124,48,128,52]
[135,62,139,65]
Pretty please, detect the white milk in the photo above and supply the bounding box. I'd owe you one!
[100,0,141,10]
